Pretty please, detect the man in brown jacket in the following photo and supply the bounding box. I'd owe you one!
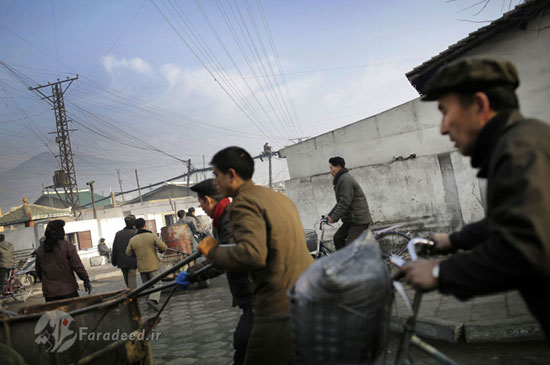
[198,146,313,365]
[126,218,167,310]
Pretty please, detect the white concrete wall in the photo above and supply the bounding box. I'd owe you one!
[281,14,549,234]
[2,227,36,251]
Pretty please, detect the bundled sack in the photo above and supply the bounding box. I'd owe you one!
[289,230,392,364]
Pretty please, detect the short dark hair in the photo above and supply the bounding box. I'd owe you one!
[191,179,223,201]
[329,157,345,168]
[135,218,146,229]
[211,146,254,180]
[188,207,195,215]
[177,210,185,219]
[457,86,519,113]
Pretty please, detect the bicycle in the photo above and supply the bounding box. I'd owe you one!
[305,215,334,259]
[1,266,33,303]
[385,235,457,365]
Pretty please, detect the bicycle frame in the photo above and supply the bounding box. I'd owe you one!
[390,237,456,365]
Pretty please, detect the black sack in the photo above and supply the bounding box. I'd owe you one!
[289,230,392,364]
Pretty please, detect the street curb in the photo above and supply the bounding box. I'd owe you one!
[391,314,545,343]
[464,316,544,342]
[91,271,122,281]
[390,315,464,343]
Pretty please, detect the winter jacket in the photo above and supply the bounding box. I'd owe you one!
[328,168,372,225]
[207,180,313,319]
[0,240,14,268]
[126,230,167,273]
[111,227,137,269]
[36,240,90,298]
[439,111,550,336]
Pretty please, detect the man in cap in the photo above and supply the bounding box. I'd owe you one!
[400,58,550,337]
[177,179,254,365]
[112,215,138,289]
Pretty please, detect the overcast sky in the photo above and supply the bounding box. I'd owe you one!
[0,0,523,204]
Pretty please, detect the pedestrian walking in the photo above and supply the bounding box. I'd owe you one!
[178,179,254,365]
[198,146,313,365]
[111,215,138,289]
[0,234,14,292]
[327,156,372,250]
[400,58,550,338]
[126,218,167,311]
[35,220,92,302]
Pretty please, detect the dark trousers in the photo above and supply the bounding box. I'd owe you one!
[244,316,294,365]
[121,268,137,289]
[333,222,370,250]
[45,291,79,302]
[234,306,254,365]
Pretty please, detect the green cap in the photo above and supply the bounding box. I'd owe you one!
[421,58,519,101]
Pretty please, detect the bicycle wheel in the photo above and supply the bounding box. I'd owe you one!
[11,274,33,302]
[376,231,411,262]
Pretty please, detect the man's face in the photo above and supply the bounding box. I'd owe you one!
[198,197,216,218]
[438,93,484,156]
[329,164,342,177]
[213,166,234,197]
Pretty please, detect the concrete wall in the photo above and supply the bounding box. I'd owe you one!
[2,227,36,251]
[281,14,549,234]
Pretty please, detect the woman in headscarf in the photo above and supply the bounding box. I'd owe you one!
[36,220,92,302]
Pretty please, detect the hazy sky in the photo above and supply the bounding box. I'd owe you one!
[0,0,523,203]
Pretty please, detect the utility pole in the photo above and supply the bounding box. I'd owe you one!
[202,155,206,180]
[135,169,143,203]
[263,143,273,189]
[187,159,192,187]
[86,180,97,219]
[30,76,80,216]
[116,169,125,202]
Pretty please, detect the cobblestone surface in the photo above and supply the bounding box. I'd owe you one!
[148,276,239,365]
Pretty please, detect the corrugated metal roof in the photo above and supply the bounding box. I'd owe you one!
[406,0,549,94]
[0,203,72,226]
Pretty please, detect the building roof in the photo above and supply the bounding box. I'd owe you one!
[34,190,112,209]
[125,182,195,204]
[0,202,72,226]
[406,0,549,94]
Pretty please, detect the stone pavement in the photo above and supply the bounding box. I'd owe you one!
[148,276,240,365]
[390,286,545,343]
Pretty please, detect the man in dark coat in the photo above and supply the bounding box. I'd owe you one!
[400,58,550,338]
[177,179,254,365]
[327,156,372,250]
[198,146,313,365]
[0,234,14,292]
[111,215,138,289]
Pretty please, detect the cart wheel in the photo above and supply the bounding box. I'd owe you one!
[11,274,33,302]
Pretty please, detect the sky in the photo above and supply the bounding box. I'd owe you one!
[0,0,525,208]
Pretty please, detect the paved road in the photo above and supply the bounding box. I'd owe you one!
[3,270,549,364]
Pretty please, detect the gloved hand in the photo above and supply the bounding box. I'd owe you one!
[197,237,219,256]
[84,281,92,295]
[176,271,192,291]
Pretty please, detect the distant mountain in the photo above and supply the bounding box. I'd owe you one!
[0,152,177,212]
